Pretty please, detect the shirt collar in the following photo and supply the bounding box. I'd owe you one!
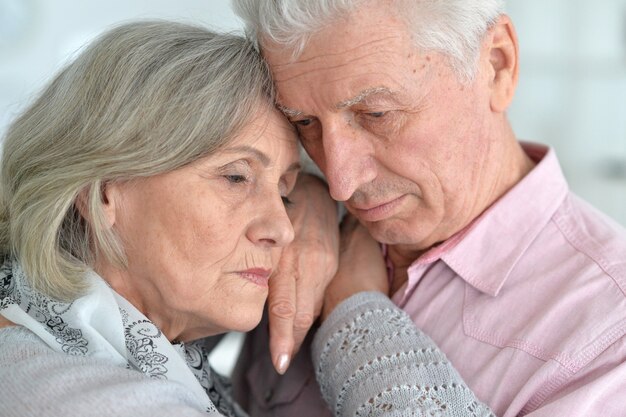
[405,142,569,297]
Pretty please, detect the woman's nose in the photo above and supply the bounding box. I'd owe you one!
[247,194,295,248]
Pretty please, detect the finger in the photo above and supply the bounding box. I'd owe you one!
[291,275,317,354]
[267,265,297,374]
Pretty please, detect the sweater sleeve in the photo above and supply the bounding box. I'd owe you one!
[312,292,496,417]
[0,327,212,417]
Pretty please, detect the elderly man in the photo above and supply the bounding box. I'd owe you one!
[232,1,626,416]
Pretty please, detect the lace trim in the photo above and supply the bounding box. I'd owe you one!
[318,307,408,364]
[333,351,452,416]
[356,385,493,417]
[315,294,496,417]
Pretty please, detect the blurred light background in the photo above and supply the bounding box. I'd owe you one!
[1,0,625,225]
[507,0,626,226]
[1,0,625,370]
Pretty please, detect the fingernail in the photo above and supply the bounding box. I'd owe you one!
[276,353,290,375]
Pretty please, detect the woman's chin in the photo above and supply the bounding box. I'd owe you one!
[231,288,268,332]
[217,300,266,334]
[181,312,263,341]
[228,311,264,333]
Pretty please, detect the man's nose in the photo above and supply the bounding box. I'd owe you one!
[321,123,376,201]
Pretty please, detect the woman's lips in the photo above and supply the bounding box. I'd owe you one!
[237,268,272,287]
[351,195,407,222]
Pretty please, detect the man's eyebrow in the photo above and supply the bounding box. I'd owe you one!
[276,86,397,118]
[277,104,303,118]
[337,87,395,109]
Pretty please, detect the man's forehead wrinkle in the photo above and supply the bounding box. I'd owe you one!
[271,31,410,116]
[271,34,405,81]
[273,33,403,67]
[273,47,403,84]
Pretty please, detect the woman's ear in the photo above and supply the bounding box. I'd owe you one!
[485,14,519,113]
[76,182,118,229]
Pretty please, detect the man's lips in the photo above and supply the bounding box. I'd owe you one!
[350,195,407,222]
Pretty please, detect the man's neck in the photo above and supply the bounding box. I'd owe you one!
[387,244,426,296]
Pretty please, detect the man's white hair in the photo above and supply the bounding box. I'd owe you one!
[233,0,506,81]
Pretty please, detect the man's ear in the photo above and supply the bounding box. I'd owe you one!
[485,14,519,113]
[76,182,118,229]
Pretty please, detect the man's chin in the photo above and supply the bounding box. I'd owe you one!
[360,218,407,245]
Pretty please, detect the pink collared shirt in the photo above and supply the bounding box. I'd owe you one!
[391,143,626,416]
[233,143,626,417]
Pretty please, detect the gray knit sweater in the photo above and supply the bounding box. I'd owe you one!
[312,292,495,417]
[0,292,494,417]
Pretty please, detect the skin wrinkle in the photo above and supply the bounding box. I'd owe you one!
[271,42,406,84]
[95,108,300,343]
[276,53,437,122]
[273,57,397,84]
[269,32,403,68]
[264,6,534,281]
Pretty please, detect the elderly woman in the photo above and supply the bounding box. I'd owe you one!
[0,21,494,417]
[0,21,300,416]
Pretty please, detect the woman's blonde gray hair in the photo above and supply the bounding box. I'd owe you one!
[232,0,505,81]
[0,20,275,301]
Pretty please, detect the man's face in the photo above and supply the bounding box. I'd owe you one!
[264,5,498,251]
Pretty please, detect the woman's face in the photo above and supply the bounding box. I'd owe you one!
[99,108,300,342]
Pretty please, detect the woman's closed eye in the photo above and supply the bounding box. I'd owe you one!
[224,174,249,184]
[218,159,253,185]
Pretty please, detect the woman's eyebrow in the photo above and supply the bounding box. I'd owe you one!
[222,145,302,172]
[223,145,271,166]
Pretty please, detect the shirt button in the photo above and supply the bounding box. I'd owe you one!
[264,388,274,402]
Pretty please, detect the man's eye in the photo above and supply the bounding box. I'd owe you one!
[224,175,248,184]
[367,111,386,118]
[281,196,294,207]
[293,118,312,127]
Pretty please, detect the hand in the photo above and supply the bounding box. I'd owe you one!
[321,215,389,321]
[268,173,339,374]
